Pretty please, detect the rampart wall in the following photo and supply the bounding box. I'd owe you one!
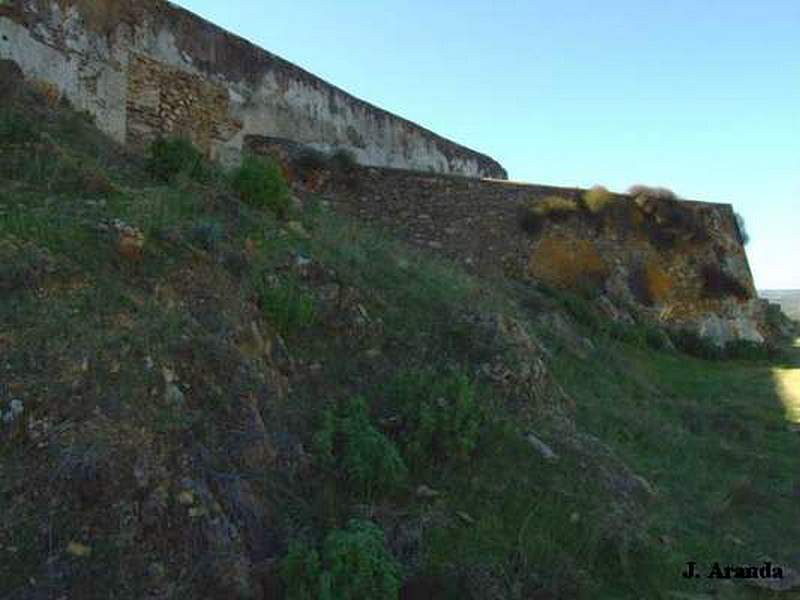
[0,0,506,177]
[283,160,764,345]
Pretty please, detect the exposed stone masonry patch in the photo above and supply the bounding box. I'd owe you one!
[126,53,241,156]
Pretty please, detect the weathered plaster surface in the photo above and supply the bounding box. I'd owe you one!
[0,0,506,177]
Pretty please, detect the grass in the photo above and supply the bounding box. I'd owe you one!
[550,334,800,598]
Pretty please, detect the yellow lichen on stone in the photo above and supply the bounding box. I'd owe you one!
[528,236,608,289]
[646,260,673,304]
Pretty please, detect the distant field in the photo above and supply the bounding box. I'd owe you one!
[760,289,800,321]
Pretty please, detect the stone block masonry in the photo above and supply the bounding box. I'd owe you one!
[306,164,765,345]
[126,53,241,154]
[0,0,506,177]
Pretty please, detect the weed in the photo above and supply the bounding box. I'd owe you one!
[314,396,407,498]
[254,276,317,337]
[383,369,483,467]
[321,520,402,599]
[281,520,402,600]
[231,155,290,217]
[145,136,207,183]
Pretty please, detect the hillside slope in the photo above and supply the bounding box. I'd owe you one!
[1,72,799,599]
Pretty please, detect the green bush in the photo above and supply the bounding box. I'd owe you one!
[281,541,323,600]
[384,369,483,467]
[257,277,317,337]
[314,396,407,497]
[321,520,402,600]
[231,155,290,217]
[281,520,402,600]
[145,136,207,183]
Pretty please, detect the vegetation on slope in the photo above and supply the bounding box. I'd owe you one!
[1,75,798,599]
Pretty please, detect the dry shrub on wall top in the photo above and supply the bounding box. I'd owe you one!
[532,195,579,217]
[518,195,579,236]
[627,185,678,202]
[626,184,712,249]
[584,185,615,214]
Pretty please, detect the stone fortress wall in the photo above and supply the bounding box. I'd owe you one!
[0,0,506,177]
[297,164,764,345]
[0,0,770,344]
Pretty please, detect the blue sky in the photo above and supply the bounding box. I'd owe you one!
[174,0,799,289]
